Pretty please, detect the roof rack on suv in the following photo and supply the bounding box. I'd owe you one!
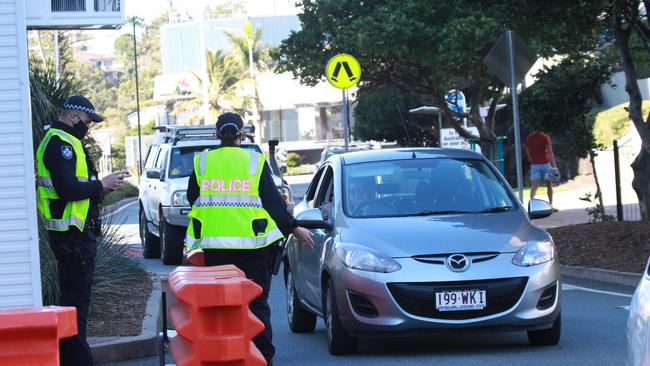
[153,124,255,146]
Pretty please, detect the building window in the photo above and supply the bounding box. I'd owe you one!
[52,0,85,12]
[95,0,121,12]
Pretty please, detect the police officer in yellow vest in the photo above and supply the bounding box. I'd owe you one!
[35,95,128,366]
[186,112,314,365]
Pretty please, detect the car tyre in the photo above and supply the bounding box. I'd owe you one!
[160,215,184,265]
[528,313,561,346]
[325,279,358,355]
[140,205,160,259]
[286,268,317,333]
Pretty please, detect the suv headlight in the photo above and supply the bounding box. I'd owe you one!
[336,244,401,273]
[512,240,555,267]
[173,190,189,206]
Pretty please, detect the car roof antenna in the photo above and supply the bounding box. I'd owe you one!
[396,107,416,159]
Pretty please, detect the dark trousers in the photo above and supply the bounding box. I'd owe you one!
[204,246,275,363]
[48,231,97,366]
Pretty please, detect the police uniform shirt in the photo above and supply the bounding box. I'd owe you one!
[42,121,104,233]
[186,151,298,237]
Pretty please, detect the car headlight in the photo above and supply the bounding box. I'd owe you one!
[512,240,555,267]
[336,244,401,273]
[173,190,189,206]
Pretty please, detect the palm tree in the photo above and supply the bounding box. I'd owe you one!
[173,49,252,124]
[224,27,271,137]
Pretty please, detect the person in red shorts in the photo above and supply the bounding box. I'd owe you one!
[525,130,559,208]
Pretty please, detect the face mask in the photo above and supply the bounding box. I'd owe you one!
[72,117,89,137]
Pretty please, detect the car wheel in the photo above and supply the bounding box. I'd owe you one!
[286,268,317,333]
[325,279,358,355]
[139,205,160,259]
[528,313,561,346]
[160,215,184,265]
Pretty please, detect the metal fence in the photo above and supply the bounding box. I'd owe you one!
[52,0,85,12]
[595,142,642,221]
[52,0,121,12]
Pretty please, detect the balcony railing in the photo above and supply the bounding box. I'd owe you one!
[51,0,121,12]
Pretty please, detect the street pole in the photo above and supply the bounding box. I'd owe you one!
[53,31,59,82]
[507,30,524,202]
[342,89,349,152]
[198,17,210,124]
[132,18,143,178]
[245,34,260,143]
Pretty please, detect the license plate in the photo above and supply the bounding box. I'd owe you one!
[435,289,487,311]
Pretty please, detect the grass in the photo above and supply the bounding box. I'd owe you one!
[101,181,139,208]
[592,101,648,147]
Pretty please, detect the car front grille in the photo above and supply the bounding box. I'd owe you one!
[387,277,528,320]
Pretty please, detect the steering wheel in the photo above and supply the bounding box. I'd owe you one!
[354,199,397,215]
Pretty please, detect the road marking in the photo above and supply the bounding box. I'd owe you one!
[102,200,138,220]
[563,283,633,298]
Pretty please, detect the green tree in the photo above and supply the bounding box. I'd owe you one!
[225,26,272,136]
[173,49,251,123]
[611,0,650,221]
[520,55,612,216]
[275,0,610,148]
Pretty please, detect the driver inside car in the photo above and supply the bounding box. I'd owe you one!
[347,178,374,215]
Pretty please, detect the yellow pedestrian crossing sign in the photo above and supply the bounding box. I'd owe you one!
[326,54,361,90]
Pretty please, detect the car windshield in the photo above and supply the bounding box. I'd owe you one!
[168,144,262,178]
[343,158,516,218]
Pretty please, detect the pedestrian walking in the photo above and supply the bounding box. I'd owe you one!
[35,95,128,366]
[185,112,314,366]
[525,129,559,207]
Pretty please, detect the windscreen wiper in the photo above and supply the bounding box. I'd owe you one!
[410,210,473,216]
[474,206,514,213]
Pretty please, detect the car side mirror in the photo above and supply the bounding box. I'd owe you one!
[528,198,553,220]
[146,168,162,180]
[297,208,332,231]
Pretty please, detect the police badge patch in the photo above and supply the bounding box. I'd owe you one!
[61,145,73,160]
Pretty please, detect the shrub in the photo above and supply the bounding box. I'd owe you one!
[286,152,304,168]
[40,215,148,313]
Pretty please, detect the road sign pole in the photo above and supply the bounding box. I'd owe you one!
[508,30,524,203]
[342,89,349,152]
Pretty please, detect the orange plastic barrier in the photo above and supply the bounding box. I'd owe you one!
[168,265,266,366]
[0,306,77,366]
[183,248,205,266]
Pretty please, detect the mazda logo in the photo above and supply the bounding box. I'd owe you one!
[446,254,470,272]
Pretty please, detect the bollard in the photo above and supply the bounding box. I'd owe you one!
[0,306,77,366]
[168,265,266,366]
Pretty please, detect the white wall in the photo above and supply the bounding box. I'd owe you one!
[0,0,42,308]
[601,71,650,108]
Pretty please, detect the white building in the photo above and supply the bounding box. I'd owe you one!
[157,15,349,144]
[0,0,124,310]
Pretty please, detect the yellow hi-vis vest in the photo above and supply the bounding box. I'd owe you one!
[35,128,90,232]
[185,147,284,250]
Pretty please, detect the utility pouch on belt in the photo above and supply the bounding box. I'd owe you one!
[271,240,286,275]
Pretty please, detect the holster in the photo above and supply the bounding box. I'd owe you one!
[270,240,286,275]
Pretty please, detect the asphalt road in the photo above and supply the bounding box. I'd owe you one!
[104,185,634,366]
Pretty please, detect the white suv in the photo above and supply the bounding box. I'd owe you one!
[139,125,293,264]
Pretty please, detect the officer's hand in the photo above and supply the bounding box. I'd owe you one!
[101,172,126,192]
[292,226,314,248]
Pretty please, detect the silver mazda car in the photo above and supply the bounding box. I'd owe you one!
[284,148,560,355]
